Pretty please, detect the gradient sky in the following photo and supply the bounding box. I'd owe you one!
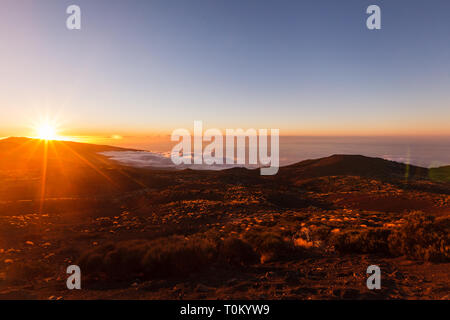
[1,0,449,139]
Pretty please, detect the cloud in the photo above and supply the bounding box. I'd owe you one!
[99,151,259,170]
[99,151,176,169]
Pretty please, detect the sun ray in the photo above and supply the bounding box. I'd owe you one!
[6,138,36,157]
[58,142,120,188]
[93,152,152,190]
[30,116,64,141]
[38,140,49,213]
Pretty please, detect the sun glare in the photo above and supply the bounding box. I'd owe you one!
[36,124,57,140]
[29,113,67,140]
[31,120,61,141]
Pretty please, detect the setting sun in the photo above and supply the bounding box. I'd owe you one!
[35,123,59,140]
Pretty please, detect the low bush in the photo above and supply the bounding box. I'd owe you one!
[388,212,449,262]
[79,236,217,280]
[78,234,263,280]
[244,231,296,263]
[219,237,259,266]
[329,212,449,262]
[5,261,53,283]
[329,228,391,254]
[141,236,217,277]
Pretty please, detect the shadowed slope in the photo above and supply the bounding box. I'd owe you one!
[281,154,429,180]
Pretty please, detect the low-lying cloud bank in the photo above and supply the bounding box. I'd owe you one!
[99,151,255,170]
[100,151,176,169]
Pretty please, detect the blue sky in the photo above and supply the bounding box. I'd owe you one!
[1,0,449,137]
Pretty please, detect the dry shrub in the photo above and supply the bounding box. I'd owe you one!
[388,212,449,262]
[312,225,332,240]
[219,237,259,266]
[78,234,264,281]
[329,212,449,262]
[296,225,330,244]
[329,228,391,254]
[141,236,217,277]
[293,238,316,249]
[79,236,218,280]
[244,231,295,263]
[5,261,53,284]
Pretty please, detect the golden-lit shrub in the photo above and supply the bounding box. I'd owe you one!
[329,228,391,254]
[293,237,316,249]
[329,212,449,262]
[388,212,449,262]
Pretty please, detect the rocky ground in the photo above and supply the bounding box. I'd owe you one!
[0,139,448,300]
[0,178,448,300]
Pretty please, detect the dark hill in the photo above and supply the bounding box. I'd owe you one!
[281,154,429,180]
[429,166,450,183]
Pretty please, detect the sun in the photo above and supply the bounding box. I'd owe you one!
[29,113,70,141]
[29,115,71,141]
[31,120,62,141]
[36,124,58,140]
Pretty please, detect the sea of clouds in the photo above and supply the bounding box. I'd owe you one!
[99,151,256,170]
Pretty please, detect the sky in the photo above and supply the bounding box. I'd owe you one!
[0,0,449,141]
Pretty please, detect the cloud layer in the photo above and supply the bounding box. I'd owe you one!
[99,151,256,170]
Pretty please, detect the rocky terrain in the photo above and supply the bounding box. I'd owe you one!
[0,137,448,300]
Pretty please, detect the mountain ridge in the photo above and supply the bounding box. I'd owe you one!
[0,137,448,187]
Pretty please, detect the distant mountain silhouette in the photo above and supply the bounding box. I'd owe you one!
[281,154,429,180]
[0,138,448,202]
